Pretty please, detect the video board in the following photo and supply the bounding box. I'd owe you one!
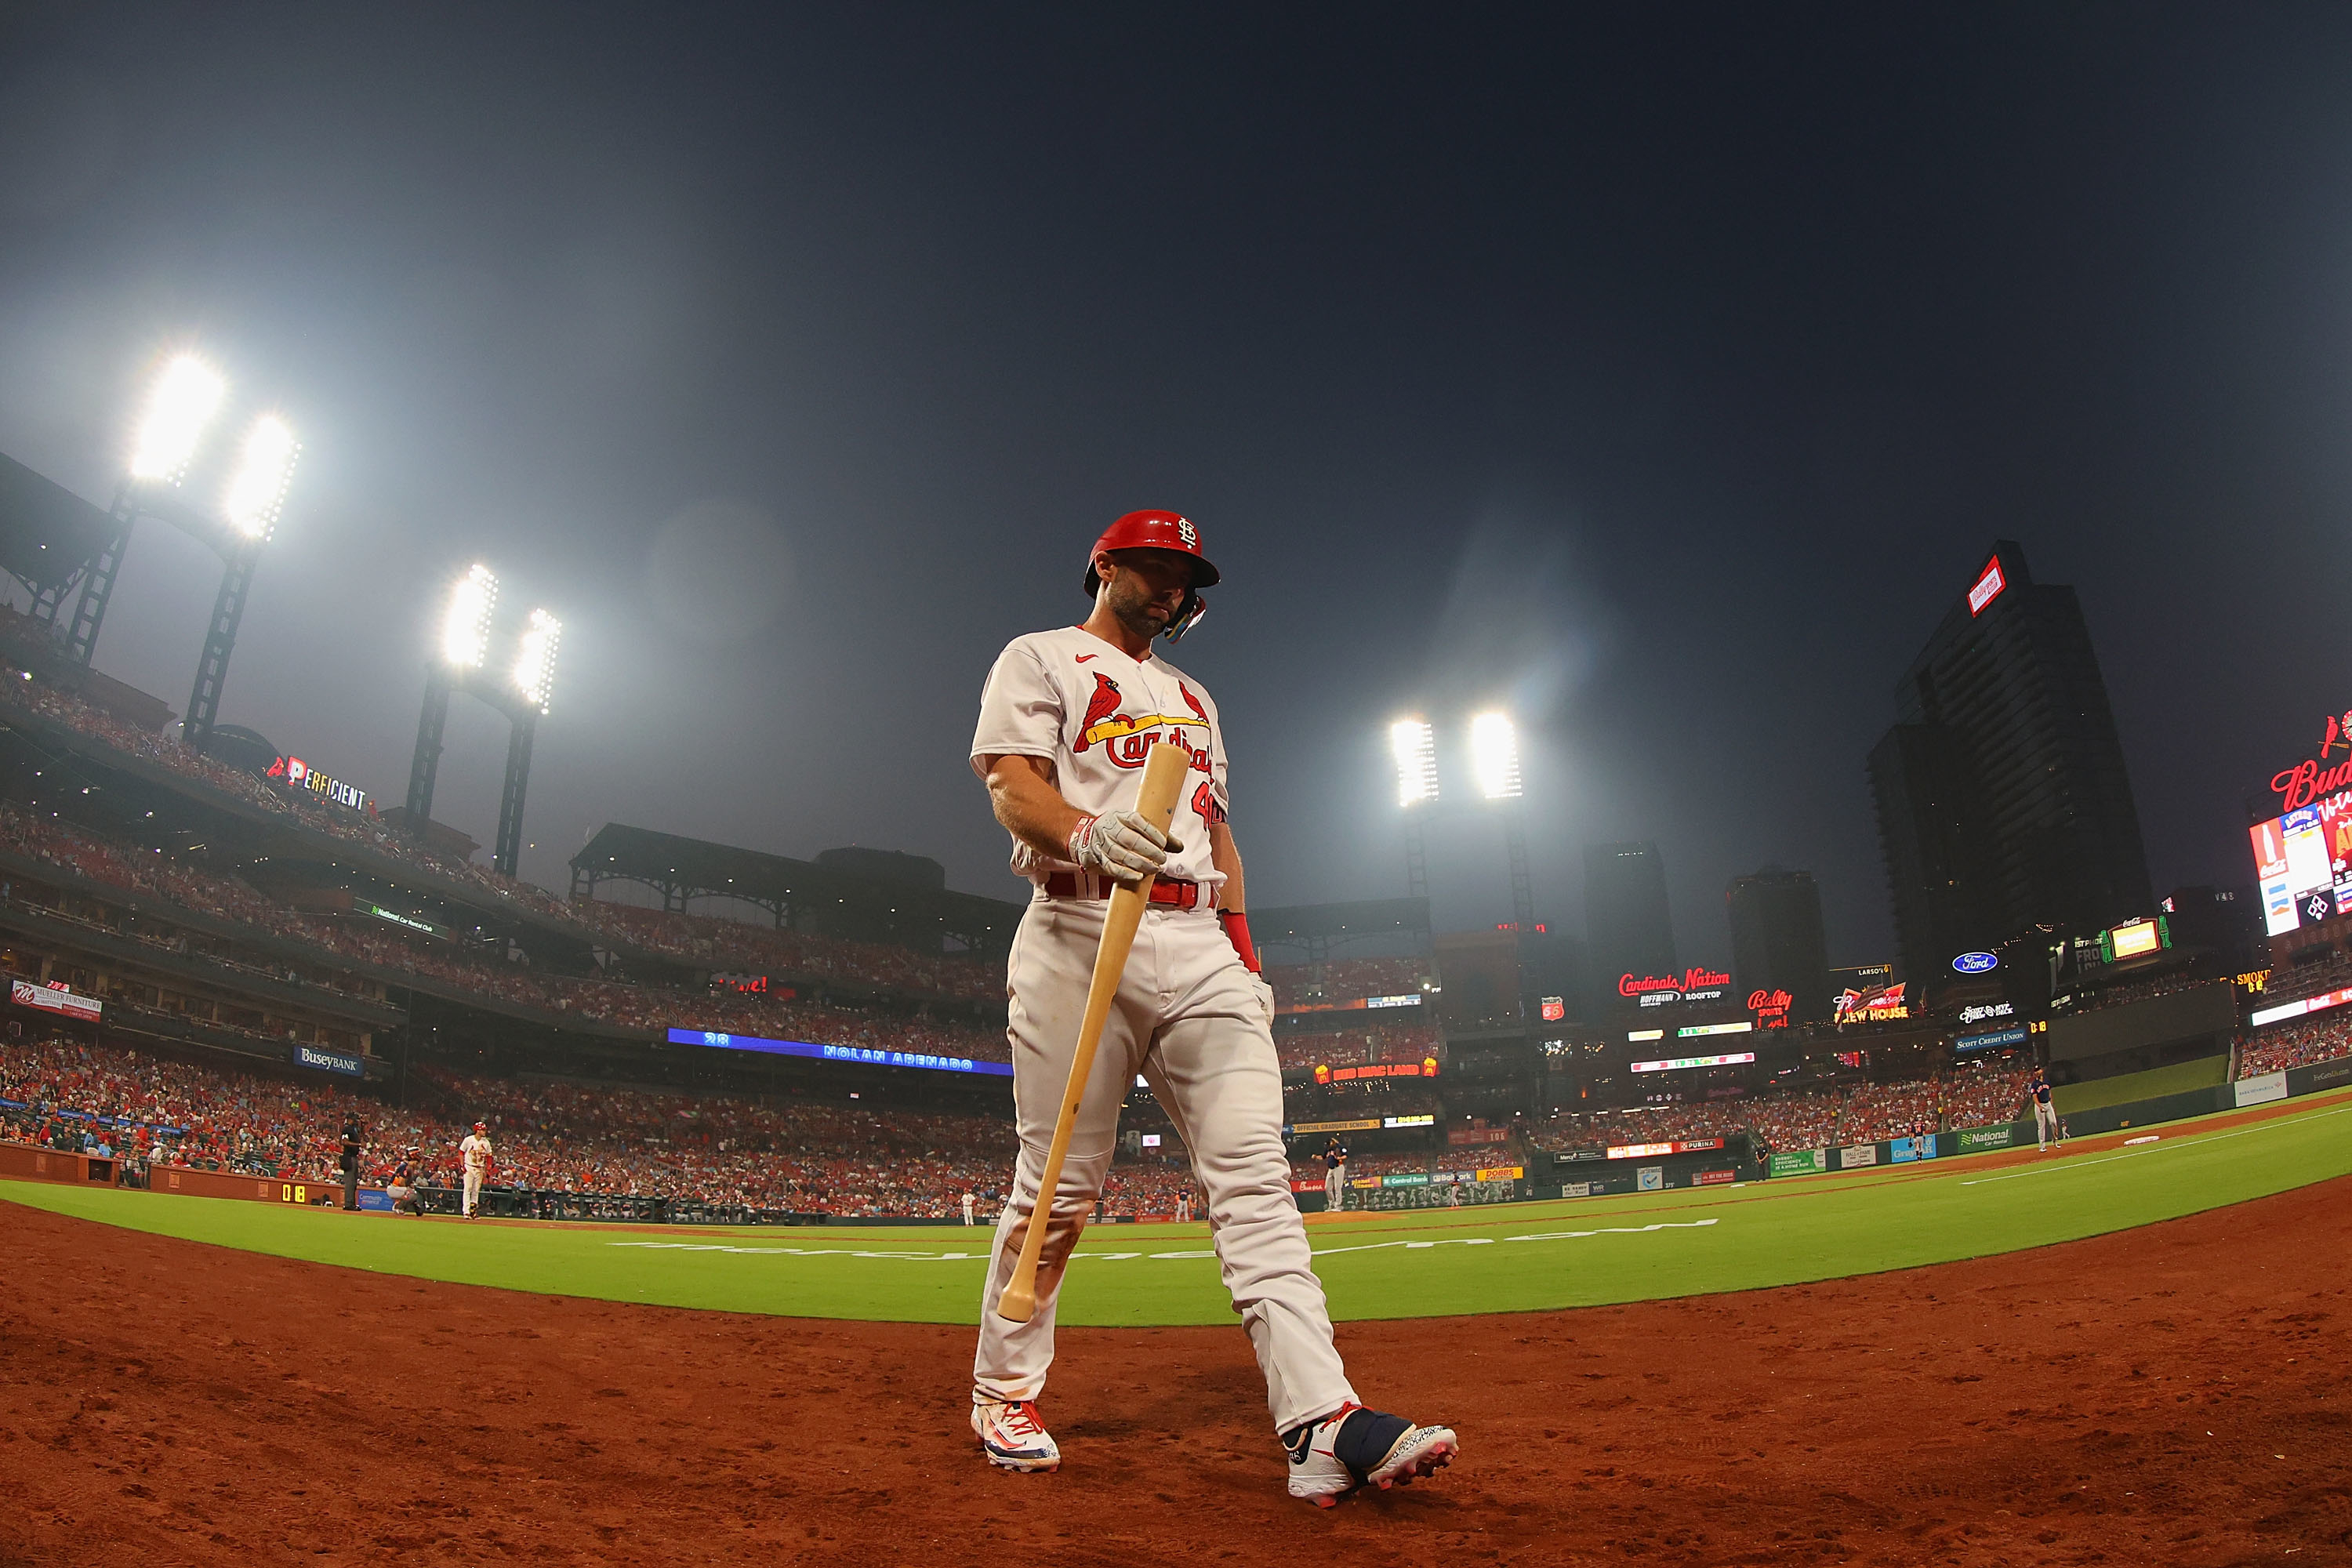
[2249,797,2352,937]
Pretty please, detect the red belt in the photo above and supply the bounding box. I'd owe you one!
[1041,872,1212,909]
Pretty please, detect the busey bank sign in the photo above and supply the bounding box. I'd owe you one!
[295,1044,364,1076]
[1951,951,1999,975]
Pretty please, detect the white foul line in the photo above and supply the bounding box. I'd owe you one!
[1958,1101,2352,1186]
[605,1216,1722,1264]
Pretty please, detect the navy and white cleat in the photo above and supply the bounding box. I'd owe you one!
[972,1394,1062,1472]
[1283,1402,1457,1508]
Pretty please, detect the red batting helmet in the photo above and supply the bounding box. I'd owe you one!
[1080,510,1218,641]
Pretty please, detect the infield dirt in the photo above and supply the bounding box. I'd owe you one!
[4,1176,2347,1566]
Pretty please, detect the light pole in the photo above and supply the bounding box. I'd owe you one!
[1389,717,1438,898]
[403,564,562,877]
[36,354,301,754]
[1471,712,1535,933]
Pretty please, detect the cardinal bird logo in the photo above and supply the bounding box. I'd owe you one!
[1074,673,1123,753]
[1178,680,1207,723]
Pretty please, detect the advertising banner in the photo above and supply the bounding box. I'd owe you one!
[1955,1026,2028,1053]
[671,1027,1013,1077]
[1889,1136,1938,1163]
[1287,1118,1382,1134]
[1769,1149,1828,1177]
[1838,1143,1879,1170]
[1637,1166,1663,1192]
[1449,1126,1512,1147]
[2234,1070,2288,1108]
[9,980,101,1021]
[1693,1169,1735,1185]
[1475,1165,1525,1182]
[1606,1138,1726,1160]
[1384,1171,1432,1187]
[294,1044,364,1077]
[2288,1054,2352,1094]
[1956,1123,2019,1152]
[1560,1181,1594,1199]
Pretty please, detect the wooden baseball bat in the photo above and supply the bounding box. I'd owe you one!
[996,739,1193,1324]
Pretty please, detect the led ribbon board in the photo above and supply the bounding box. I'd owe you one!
[670,1027,1014,1076]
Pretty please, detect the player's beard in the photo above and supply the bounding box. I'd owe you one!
[1102,575,1174,643]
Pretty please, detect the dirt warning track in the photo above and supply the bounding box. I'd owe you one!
[2,1177,2347,1566]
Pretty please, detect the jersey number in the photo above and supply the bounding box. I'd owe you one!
[1191,781,1225,826]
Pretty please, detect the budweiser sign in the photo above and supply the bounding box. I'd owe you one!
[1833,980,1907,1023]
[2269,709,2352,811]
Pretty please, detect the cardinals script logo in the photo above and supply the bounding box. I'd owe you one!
[1072,670,1213,771]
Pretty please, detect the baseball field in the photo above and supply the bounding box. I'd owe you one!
[5,1090,2350,1325]
[4,1091,2348,1565]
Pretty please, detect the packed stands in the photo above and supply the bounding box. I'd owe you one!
[0,1033,1263,1218]
[0,800,1012,1060]
[2238,1014,2352,1076]
[1276,1025,1442,1072]
[1266,956,1430,1009]
[1525,1069,2034,1155]
[0,669,1004,1003]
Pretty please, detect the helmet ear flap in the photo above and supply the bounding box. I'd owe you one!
[1162,590,1206,641]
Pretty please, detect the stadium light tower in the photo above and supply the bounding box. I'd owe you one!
[36,352,302,754]
[1390,717,1438,897]
[1471,711,1537,932]
[404,564,563,877]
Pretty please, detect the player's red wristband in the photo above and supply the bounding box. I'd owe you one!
[1219,909,1260,972]
[1066,814,1098,867]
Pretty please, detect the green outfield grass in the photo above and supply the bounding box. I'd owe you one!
[2053,1054,2228,1113]
[7,1091,2350,1327]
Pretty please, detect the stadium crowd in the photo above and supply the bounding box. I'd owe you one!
[0,800,1012,1061]
[1526,1068,2035,1155]
[1265,956,1431,1010]
[0,666,1009,1002]
[0,1033,1235,1218]
[2238,1014,2352,1076]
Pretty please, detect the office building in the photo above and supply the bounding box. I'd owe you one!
[1584,840,1675,1007]
[1868,541,2152,988]
[1725,866,1830,1024]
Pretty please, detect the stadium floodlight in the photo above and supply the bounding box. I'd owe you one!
[128,355,226,483]
[514,608,561,714]
[440,564,498,668]
[1470,711,1523,800]
[1390,718,1439,807]
[220,415,299,539]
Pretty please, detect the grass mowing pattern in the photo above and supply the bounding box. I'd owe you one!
[7,1091,2348,1327]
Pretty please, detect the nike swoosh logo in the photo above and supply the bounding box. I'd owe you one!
[1076,654,1096,662]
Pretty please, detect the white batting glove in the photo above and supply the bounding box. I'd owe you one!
[1068,810,1180,884]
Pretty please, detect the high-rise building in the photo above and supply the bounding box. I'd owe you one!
[1725,866,1830,1024]
[1584,840,1675,1008]
[1868,541,2152,989]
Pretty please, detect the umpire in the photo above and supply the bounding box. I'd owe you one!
[339,1114,362,1211]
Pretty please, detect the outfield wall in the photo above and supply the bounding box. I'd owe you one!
[0,1140,374,1207]
[1742,1053,2352,1185]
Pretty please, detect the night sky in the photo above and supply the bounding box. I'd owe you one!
[3,5,2350,970]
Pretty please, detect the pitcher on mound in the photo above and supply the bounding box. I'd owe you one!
[965,510,1457,1506]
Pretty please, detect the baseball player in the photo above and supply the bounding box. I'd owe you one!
[967,510,1457,1506]
[1322,1134,1349,1215]
[458,1121,493,1217]
[2028,1069,2060,1152]
[1175,1189,1192,1224]
[962,1189,978,1226]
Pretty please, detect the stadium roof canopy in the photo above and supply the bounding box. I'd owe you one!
[0,452,111,597]
[571,822,1025,954]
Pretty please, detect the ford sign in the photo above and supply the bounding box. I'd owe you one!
[1952,951,1999,974]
